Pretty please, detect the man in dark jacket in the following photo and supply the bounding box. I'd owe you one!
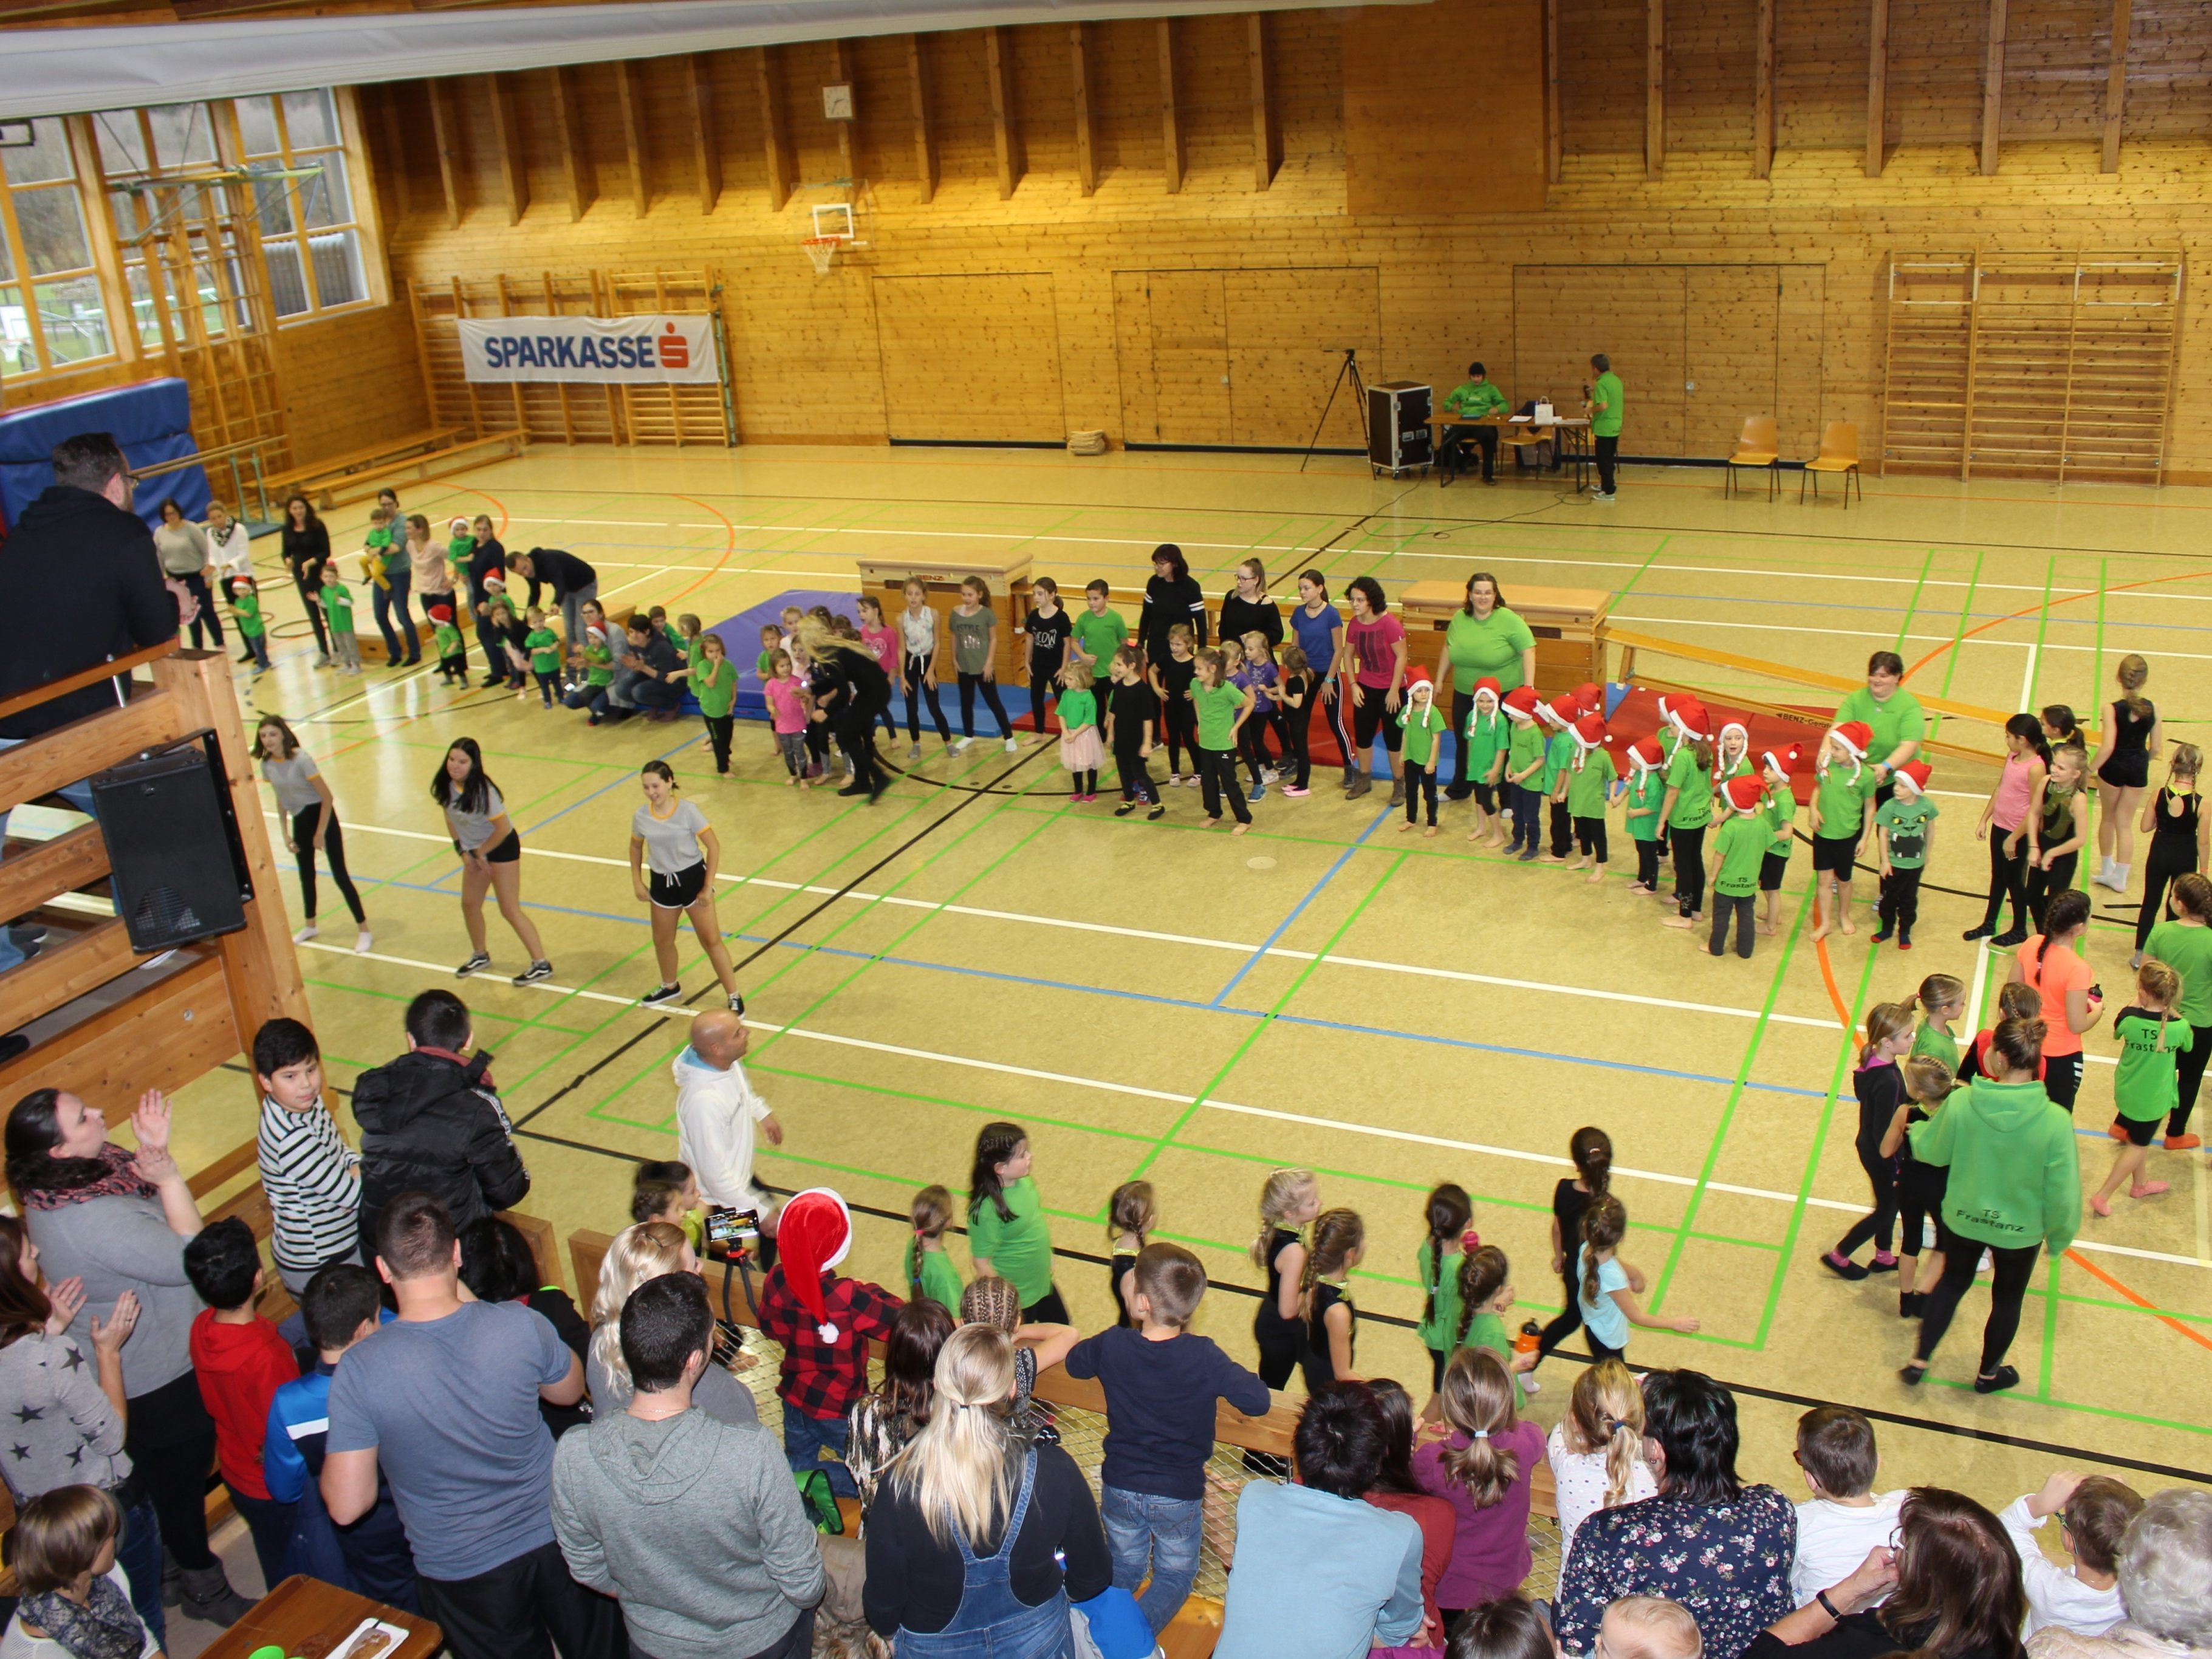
[0,432,187,1017]
[511,547,598,668]
[352,988,529,1253]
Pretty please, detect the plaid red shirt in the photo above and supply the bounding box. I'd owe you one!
[757,1266,902,1420]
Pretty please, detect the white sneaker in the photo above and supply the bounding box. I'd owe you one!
[1262,768,1280,784]
[1519,1374,1541,1396]
[953,737,973,753]
[355,928,374,953]
[1004,737,1019,753]
[909,744,923,761]
[293,923,318,943]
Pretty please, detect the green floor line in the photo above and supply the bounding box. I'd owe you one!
[2037,1250,2064,1402]
[1611,535,1673,606]
[1917,1376,2212,1440]
[1894,548,1935,651]
[1925,548,1986,744]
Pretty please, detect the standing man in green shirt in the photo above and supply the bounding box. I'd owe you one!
[1441,361,1508,485]
[1586,352,1624,502]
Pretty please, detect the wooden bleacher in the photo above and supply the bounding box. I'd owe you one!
[265,426,528,513]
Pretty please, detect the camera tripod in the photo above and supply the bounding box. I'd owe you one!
[1300,347,1371,472]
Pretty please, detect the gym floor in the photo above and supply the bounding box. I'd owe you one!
[142,443,2212,1507]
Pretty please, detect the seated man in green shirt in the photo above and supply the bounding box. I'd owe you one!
[1441,361,1508,484]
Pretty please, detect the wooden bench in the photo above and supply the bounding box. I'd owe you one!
[266,428,528,513]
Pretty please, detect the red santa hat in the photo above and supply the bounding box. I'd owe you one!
[586,624,606,642]
[1501,685,1541,723]
[1723,774,1766,813]
[1628,736,1665,773]
[1570,713,1608,770]
[1573,682,1604,716]
[1544,694,1581,730]
[1406,665,1434,696]
[1763,741,1804,782]
[775,1188,855,1341]
[1667,697,1711,742]
[427,603,453,624]
[1894,761,1933,797]
[1470,677,1503,710]
[1825,720,1874,777]
[448,515,471,535]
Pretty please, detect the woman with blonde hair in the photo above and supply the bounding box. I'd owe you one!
[1250,1169,1318,1388]
[1545,1357,1656,1583]
[796,617,894,801]
[585,1221,756,1425]
[862,1324,1109,1658]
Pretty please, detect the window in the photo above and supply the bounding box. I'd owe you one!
[235,91,366,319]
[0,118,113,378]
[97,106,254,351]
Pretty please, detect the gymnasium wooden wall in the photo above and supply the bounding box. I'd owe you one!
[355,0,2212,475]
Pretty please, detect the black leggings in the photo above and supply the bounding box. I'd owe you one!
[1834,1139,1897,1257]
[1880,867,1924,937]
[841,713,884,794]
[904,655,951,741]
[2136,836,2200,949]
[1162,701,1197,775]
[2173,1021,2212,1137]
[1027,663,1060,736]
[1536,1271,1582,1361]
[1980,832,2030,934]
[1549,798,1573,858]
[2043,1050,2084,1113]
[1114,742,1159,804]
[1404,761,1439,824]
[2025,851,2077,932]
[127,1370,218,1570]
[1351,689,1402,768]
[1573,815,1609,864]
[957,672,1011,738]
[1276,705,1311,790]
[1671,824,1707,917]
[1240,712,1275,785]
[1635,836,1664,888]
[1916,1227,2040,1374]
[1197,747,1251,824]
[705,714,734,775]
[291,565,328,655]
[292,805,366,925]
[1318,683,1352,776]
[1255,1328,1304,1389]
[180,570,227,651]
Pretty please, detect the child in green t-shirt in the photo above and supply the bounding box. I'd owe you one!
[1659,699,1715,925]
[1873,761,1940,948]
[1564,714,1619,883]
[1055,660,1104,803]
[564,624,617,724]
[2094,960,2191,1216]
[319,575,359,672]
[231,575,270,674]
[1445,1243,1538,1409]
[1190,649,1253,833]
[906,1185,965,1311]
[1397,669,1447,835]
[1463,679,1509,849]
[693,632,740,775]
[428,603,465,685]
[1624,737,1666,894]
[1536,696,1580,866]
[1812,720,1880,942]
[1501,687,1546,861]
[1756,743,1803,937]
[1705,773,1773,959]
[522,605,563,708]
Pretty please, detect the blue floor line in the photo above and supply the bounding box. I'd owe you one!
[1210,806,1392,1007]
[519,730,715,836]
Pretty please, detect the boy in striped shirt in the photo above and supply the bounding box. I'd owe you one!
[253,1016,363,1293]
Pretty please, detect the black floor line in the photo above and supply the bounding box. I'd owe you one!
[506,1129,2212,1486]
[507,742,1050,1132]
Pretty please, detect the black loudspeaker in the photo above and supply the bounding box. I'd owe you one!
[1366,381,1433,476]
[91,734,254,951]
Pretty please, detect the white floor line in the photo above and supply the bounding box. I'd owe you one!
[2019,643,2043,708]
[300,938,2203,1273]
[1617,612,2212,665]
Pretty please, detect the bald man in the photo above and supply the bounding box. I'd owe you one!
[674,1010,784,1236]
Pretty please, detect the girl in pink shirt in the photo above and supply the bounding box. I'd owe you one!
[858,596,902,750]
[764,653,811,784]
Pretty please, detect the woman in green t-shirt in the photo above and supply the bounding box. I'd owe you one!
[1586,353,1624,501]
[1835,651,1927,799]
[1445,572,1536,801]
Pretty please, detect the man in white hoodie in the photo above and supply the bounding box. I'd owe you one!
[674,1010,785,1237]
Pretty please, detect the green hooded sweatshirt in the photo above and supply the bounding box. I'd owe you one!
[1908,1077,2081,1254]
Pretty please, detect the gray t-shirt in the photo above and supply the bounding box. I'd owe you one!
[152,520,209,578]
[24,1192,200,1399]
[586,1347,759,1427]
[947,606,995,676]
[445,782,508,852]
[262,751,323,815]
[632,799,709,876]
[325,1299,572,1581]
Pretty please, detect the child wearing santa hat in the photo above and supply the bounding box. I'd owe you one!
[1873,761,1939,948]
[1811,720,1880,942]
[1397,668,1447,835]
[1624,737,1667,894]
[427,603,467,685]
[1463,679,1509,848]
[1538,694,1582,864]
[564,623,617,723]
[1659,697,1714,928]
[756,1187,902,1498]
[1564,713,1618,884]
[1705,775,1772,957]
[1501,686,1546,861]
[1758,744,1804,937]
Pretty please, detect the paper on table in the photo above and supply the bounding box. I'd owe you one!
[329,1616,408,1659]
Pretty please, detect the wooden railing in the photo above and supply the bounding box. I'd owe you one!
[0,641,309,1106]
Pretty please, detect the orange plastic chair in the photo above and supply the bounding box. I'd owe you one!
[1724,416,1781,498]
[1799,421,1863,507]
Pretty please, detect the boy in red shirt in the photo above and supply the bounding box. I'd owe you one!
[185,1217,302,1587]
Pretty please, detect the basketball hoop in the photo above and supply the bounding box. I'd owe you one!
[803,236,840,275]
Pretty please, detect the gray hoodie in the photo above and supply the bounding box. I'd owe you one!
[551,1405,824,1659]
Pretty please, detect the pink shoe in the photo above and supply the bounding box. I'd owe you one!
[2130,1180,2171,1199]
[1283,785,1310,797]
[2090,1194,2114,1217]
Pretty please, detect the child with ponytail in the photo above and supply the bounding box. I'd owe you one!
[1959,980,2047,1084]
[1413,1347,1547,1627]
[2143,869,2212,1148]
[2093,959,2190,1216]
[1880,1055,1962,1318]
[965,1121,1067,1322]
[1299,1208,1365,1393]
[1544,1358,1656,1585]
[2008,886,2103,1112]
[1250,1169,1319,1387]
[1106,1180,1155,1327]
[1414,1183,1475,1390]
[2132,741,2207,962]
[1910,973,1968,1070]
[906,1184,964,1311]
[1812,720,1881,941]
[1535,1127,1612,1366]
[1823,999,1917,1281]
[1450,1244,1538,1404]
[1577,1196,1698,1362]
[2092,652,2159,893]
[1965,713,2051,947]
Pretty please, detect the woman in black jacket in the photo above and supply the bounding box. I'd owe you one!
[1217,558,1284,652]
[1140,544,1207,665]
[801,621,893,802]
[279,493,333,663]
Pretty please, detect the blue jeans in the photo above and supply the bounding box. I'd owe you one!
[0,737,95,976]
[115,1492,166,1652]
[372,572,415,661]
[782,1408,857,1498]
[1100,1485,1203,1636]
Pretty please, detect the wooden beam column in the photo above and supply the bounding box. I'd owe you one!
[614,60,649,216]
[757,46,792,210]
[1865,0,1889,177]
[1979,0,2007,175]
[1645,0,1664,177]
[1544,0,1561,182]
[550,67,592,222]
[1249,13,1281,190]
[2101,0,2130,173]
[907,35,936,204]
[985,27,1022,198]
[374,85,411,222]
[826,39,855,180]
[1753,0,1775,179]
[426,81,461,228]
[487,73,527,225]
[1070,25,1097,197]
[690,55,722,213]
[1159,19,1183,193]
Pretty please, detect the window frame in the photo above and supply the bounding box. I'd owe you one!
[0,116,120,380]
[233,87,383,325]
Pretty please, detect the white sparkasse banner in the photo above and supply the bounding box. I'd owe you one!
[457,315,717,384]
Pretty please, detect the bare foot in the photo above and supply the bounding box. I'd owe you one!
[1812,921,1834,941]
[1758,920,1779,936]
[1840,916,1857,935]
[1586,869,1606,884]
[1232,822,1251,835]
[1468,830,1485,843]
[1399,820,1418,833]
[1203,817,1222,829]
[1662,915,1696,930]
[1423,826,1439,838]
[1537,854,1567,866]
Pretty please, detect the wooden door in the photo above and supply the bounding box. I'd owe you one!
[1684,265,1779,456]
[1224,267,1382,448]
[1513,265,1687,454]
[1145,270,1231,444]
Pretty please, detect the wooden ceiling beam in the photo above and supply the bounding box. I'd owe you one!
[757,45,792,211]
[1250,13,1281,191]
[690,54,722,213]
[1979,0,2007,175]
[826,38,855,180]
[1645,0,1664,177]
[1544,0,1561,182]
[614,59,649,217]
[1753,0,1775,179]
[908,34,936,204]
[986,26,1023,198]
[1864,0,1889,177]
[1070,24,1097,197]
[549,66,592,222]
[2101,0,2130,173]
[487,71,527,225]
[425,79,461,228]
[1159,18,1183,194]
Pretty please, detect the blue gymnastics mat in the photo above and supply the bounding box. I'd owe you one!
[707,588,865,722]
